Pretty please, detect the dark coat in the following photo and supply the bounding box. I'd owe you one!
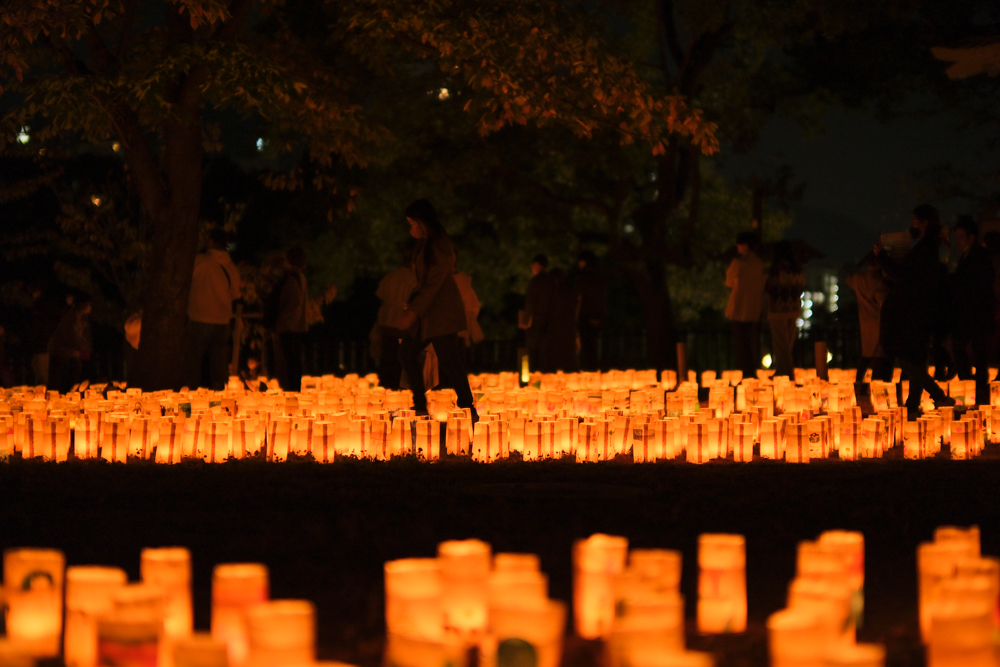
[408,235,466,341]
[878,235,944,355]
[952,244,996,335]
[574,265,607,325]
[541,272,580,372]
[524,270,555,351]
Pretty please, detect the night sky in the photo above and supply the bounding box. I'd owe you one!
[726,104,998,263]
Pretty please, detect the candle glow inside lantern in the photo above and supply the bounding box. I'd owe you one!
[918,540,978,642]
[65,566,128,667]
[437,539,491,638]
[384,632,467,667]
[245,600,315,667]
[489,600,566,667]
[697,534,746,634]
[3,548,66,657]
[141,547,193,640]
[384,559,443,640]
[98,585,165,667]
[211,564,269,666]
[928,597,994,667]
[823,643,885,667]
[573,534,629,639]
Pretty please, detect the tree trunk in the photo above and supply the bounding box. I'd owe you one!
[133,118,204,390]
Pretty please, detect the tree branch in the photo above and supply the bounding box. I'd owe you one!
[660,0,686,70]
[213,0,255,43]
[116,0,138,61]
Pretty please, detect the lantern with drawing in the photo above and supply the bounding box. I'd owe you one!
[3,548,66,657]
[212,564,269,666]
[697,534,746,634]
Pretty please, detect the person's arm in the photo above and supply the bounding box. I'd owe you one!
[725,259,738,289]
[407,237,455,317]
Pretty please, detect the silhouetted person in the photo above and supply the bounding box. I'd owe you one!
[185,228,241,390]
[846,255,891,382]
[726,232,766,379]
[396,199,477,420]
[542,269,580,372]
[765,241,804,379]
[520,254,555,372]
[574,251,606,371]
[876,204,955,417]
[372,250,417,390]
[453,266,484,349]
[983,230,1000,366]
[950,216,994,406]
[24,282,65,386]
[274,246,309,392]
[48,296,92,393]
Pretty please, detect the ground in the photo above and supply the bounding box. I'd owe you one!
[2,451,996,667]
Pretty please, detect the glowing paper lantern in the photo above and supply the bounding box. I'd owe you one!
[759,419,783,459]
[823,643,885,667]
[173,634,229,667]
[65,566,127,667]
[141,547,193,640]
[928,597,994,667]
[697,534,746,634]
[414,420,440,461]
[3,548,66,657]
[383,633,466,667]
[245,601,314,667]
[438,539,491,638]
[212,564,269,666]
[155,419,185,464]
[785,423,809,463]
[787,578,853,645]
[767,609,825,667]
[918,540,978,641]
[384,559,443,640]
[311,421,336,463]
[573,534,628,639]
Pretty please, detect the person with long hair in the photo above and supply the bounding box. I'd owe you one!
[765,241,804,378]
[396,199,477,420]
[875,204,955,417]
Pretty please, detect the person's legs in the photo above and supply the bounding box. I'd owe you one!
[399,334,429,412]
[769,314,796,378]
[207,323,231,391]
[952,330,973,383]
[184,321,213,389]
[871,356,894,382]
[379,328,404,390]
[279,332,304,392]
[732,322,751,379]
[971,332,990,406]
[898,347,948,414]
[431,333,478,419]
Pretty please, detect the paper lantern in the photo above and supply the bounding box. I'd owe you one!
[686,423,711,464]
[918,541,978,641]
[212,564,269,666]
[859,419,883,459]
[97,607,162,667]
[383,633,467,667]
[28,419,70,462]
[488,570,548,611]
[414,419,440,461]
[3,548,65,657]
[785,423,810,463]
[934,526,980,557]
[0,639,33,667]
[141,547,193,640]
[768,609,826,667]
[817,531,865,615]
[488,600,565,667]
[174,634,228,667]
[384,559,443,640]
[760,419,784,459]
[928,597,994,667]
[494,553,540,573]
[787,578,853,645]
[823,643,885,667]
[245,601,314,667]
[629,549,682,593]
[155,419,185,464]
[65,566,127,667]
[732,422,754,462]
[472,421,505,462]
[437,539,491,638]
[697,534,746,634]
[573,534,629,639]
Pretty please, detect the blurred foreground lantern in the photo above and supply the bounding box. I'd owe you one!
[697,534,746,634]
[384,559,443,640]
[245,601,314,667]
[488,600,566,667]
[98,585,164,667]
[141,547,193,640]
[823,644,885,667]
[768,608,825,667]
[438,539,491,638]
[3,548,65,657]
[211,564,269,666]
[383,633,466,667]
[65,566,128,667]
[573,534,628,639]
[174,634,228,667]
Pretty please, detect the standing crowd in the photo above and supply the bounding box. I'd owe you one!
[724,204,1000,418]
